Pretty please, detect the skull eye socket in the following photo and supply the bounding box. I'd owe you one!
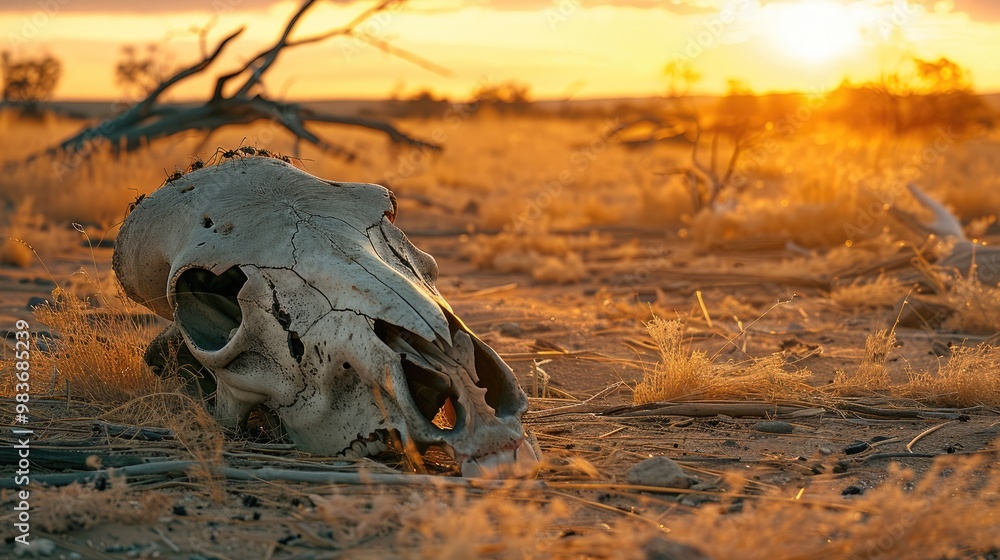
[174,266,248,352]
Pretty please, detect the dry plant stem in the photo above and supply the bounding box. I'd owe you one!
[835,402,965,419]
[527,382,623,419]
[710,297,794,360]
[905,420,957,452]
[609,401,825,418]
[0,461,549,489]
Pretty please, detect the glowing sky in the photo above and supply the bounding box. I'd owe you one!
[0,0,998,100]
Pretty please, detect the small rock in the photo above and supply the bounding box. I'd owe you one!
[241,494,260,507]
[627,456,695,489]
[842,485,864,496]
[754,421,793,434]
[13,538,57,557]
[643,537,714,560]
[497,322,523,337]
[26,296,50,310]
[818,446,834,455]
[844,441,870,455]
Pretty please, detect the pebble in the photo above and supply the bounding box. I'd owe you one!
[753,421,794,434]
[844,441,870,455]
[497,322,523,337]
[627,456,695,489]
[26,296,50,310]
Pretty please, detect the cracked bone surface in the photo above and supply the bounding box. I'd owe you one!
[113,156,539,478]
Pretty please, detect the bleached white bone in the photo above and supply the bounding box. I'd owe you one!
[114,157,539,478]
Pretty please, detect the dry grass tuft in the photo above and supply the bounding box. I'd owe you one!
[830,274,909,308]
[399,490,571,559]
[18,287,174,405]
[669,455,1000,560]
[311,488,579,559]
[632,318,713,403]
[833,328,895,395]
[898,343,1000,407]
[464,222,604,284]
[16,476,172,534]
[633,317,812,404]
[942,270,1000,334]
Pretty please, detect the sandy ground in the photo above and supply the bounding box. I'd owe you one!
[1,201,998,559]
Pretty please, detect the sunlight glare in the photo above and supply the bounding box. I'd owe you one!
[766,1,864,63]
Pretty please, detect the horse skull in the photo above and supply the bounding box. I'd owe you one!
[113,157,539,478]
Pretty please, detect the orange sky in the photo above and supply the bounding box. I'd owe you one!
[1,0,999,101]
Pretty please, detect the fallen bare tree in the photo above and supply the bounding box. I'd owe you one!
[889,183,1000,286]
[20,0,444,167]
[881,183,1000,330]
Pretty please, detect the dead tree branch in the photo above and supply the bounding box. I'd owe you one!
[20,0,441,166]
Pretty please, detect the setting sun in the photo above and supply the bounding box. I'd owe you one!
[766,1,864,64]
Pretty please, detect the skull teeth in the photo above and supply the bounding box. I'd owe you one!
[343,432,389,459]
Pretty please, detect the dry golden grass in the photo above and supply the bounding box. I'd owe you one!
[830,274,909,309]
[12,287,173,405]
[639,312,1000,408]
[464,221,606,283]
[309,488,649,559]
[898,343,1000,407]
[669,456,1000,560]
[15,476,172,534]
[303,453,1000,560]
[633,317,812,404]
[943,270,1000,334]
[832,328,896,395]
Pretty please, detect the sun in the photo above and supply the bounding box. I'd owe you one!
[766,1,864,64]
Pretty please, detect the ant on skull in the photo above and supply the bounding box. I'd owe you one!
[213,137,250,164]
[163,168,184,183]
[124,188,145,220]
[187,156,205,172]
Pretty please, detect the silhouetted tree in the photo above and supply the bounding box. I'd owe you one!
[115,44,175,99]
[831,57,989,135]
[470,81,532,115]
[1,50,61,116]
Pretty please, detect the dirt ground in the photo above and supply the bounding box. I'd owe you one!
[2,196,998,559]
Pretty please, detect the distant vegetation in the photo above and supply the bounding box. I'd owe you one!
[0,50,61,117]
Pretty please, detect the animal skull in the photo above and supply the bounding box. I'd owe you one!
[113,156,539,478]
